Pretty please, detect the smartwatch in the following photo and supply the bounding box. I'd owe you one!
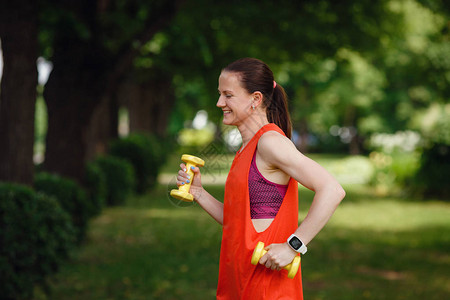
[287,234,307,255]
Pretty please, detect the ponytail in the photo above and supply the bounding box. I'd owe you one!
[267,84,292,139]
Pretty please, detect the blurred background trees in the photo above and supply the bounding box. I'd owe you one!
[1,0,448,193]
[0,0,38,185]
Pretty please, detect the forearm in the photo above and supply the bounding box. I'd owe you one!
[294,185,345,245]
[193,187,224,225]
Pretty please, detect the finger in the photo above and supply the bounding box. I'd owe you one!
[178,168,192,179]
[264,254,273,268]
[176,170,191,186]
[177,174,188,184]
[273,258,281,270]
[177,164,189,177]
[190,167,202,184]
[259,253,268,265]
[190,166,202,174]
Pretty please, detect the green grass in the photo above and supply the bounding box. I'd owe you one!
[35,156,450,300]
[299,185,450,300]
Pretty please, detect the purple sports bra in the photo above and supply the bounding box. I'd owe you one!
[249,151,288,219]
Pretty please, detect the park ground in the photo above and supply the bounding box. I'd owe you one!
[35,154,450,300]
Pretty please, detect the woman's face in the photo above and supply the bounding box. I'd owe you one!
[217,71,253,126]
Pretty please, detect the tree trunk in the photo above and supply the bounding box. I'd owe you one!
[293,82,310,153]
[42,1,182,183]
[85,94,118,161]
[126,75,175,136]
[43,60,106,183]
[344,105,361,155]
[0,0,38,185]
[295,119,309,154]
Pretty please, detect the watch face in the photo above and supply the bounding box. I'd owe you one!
[289,236,303,250]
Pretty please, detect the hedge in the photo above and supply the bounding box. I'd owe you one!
[109,133,169,194]
[84,161,107,217]
[94,155,136,206]
[34,172,93,243]
[0,183,75,299]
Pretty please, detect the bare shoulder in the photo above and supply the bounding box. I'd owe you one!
[257,130,343,192]
[258,130,292,149]
[257,130,300,166]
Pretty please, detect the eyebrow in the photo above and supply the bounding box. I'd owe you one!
[218,89,233,93]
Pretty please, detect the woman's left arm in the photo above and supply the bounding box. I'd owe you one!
[257,132,346,269]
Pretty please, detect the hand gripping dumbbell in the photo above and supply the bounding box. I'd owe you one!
[251,241,301,279]
[170,154,205,202]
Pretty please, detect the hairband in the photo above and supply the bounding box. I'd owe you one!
[273,81,277,89]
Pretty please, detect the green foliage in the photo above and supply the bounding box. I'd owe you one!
[390,152,421,185]
[0,182,75,300]
[84,162,107,217]
[177,128,215,148]
[367,131,422,195]
[32,0,449,198]
[139,0,405,130]
[415,143,450,199]
[94,155,136,206]
[415,117,450,199]
[34,172,93,243]
[109,133,169,194]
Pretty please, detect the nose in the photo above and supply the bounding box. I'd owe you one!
[216,95,225,108]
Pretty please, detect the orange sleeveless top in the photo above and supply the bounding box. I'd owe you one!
[216,123,303,299]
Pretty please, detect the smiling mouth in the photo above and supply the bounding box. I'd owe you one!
[223,110,231,114]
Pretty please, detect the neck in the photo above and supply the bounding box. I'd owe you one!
[237,111,269,149]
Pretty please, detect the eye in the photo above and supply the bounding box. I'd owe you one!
[225,94,232,98]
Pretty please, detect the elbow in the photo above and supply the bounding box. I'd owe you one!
[317,183,345,206]
[326,183,345,206]
[336,185,346,203]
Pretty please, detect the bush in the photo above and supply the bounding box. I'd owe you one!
[84,161,107,217]
[415,117,450,200]
[94,155,135,206]
[0,183,75,300]
[34,172,92,243]
[415,142,450,199]
[367,131,422,195]
[109,133,169,193]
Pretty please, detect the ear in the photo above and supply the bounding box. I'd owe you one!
[252,91,263,108]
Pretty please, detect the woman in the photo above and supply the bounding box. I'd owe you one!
[176,58,345,299]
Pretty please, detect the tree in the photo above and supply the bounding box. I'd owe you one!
[0,0,38,185]
[149,0,404,146]
[41,0,183,182]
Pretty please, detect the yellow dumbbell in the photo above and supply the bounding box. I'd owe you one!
[170,154,205,202]
[251,241,301,279]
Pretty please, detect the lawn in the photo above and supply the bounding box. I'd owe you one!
[35,155,450,300]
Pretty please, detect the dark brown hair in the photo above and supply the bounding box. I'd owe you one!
[223,57,292,139]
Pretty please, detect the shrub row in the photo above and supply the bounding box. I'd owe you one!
[35,172,93,244]
[0,183,75,300]
[94,155,135,206]
[109,133,171,194]
[1,133,170,299]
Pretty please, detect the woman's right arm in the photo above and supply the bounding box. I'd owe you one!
[177,164,224,225]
